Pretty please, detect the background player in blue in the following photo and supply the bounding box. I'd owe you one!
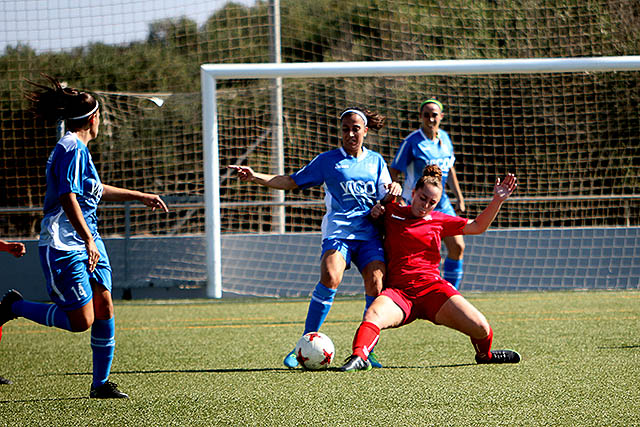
[0,76,168,399]
[229,107,401,369]
[390,99,467,289]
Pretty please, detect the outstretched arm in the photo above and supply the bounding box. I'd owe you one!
[0,240,26,258]
[228,165,298,190]
[462,173,517,235]
[102,185,169,212]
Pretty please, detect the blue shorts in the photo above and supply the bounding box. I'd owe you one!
[321,238,385,272]
[435,194,456,216]
[39,237,113,312]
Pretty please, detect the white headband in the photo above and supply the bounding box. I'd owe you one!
[340,109,367,126]
[67,101,99,120]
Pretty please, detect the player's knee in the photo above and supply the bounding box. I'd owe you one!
[364,277,383,296]
[69,317,93,332]
[321,272,342,289]
[363,306,382,324]
[68,311,94,332]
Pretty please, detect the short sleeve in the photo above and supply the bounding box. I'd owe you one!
[53,146,85,197]
[440,214,468,237]
[290,154,325,190]
[391,138,412,172]
[376,160,392,199]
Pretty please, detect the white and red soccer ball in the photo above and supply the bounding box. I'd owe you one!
[295,332,335,370]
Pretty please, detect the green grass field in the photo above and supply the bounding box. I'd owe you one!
[1,290,639,426]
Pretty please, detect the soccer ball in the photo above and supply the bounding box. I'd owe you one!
[294,332,335,370]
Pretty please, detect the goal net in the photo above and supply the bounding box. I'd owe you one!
[205,58,640,297]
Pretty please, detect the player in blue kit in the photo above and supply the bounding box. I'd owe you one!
[390,99,467,289]
[229,107,401,369]
[0,76,168,398]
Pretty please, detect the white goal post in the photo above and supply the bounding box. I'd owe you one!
[201,56,640,298]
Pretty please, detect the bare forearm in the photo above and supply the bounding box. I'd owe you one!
[102,184,143,202]
[102,184,169,212]
[251,173,297,190]
[463,197,503,235]
[447,167,464,201]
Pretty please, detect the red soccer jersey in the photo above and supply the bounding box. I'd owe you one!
[383,203,468,292]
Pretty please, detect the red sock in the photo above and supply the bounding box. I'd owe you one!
[471,327,493,360]
[352,321,380,360]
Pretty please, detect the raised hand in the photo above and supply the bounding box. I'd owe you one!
[494,173,517,201]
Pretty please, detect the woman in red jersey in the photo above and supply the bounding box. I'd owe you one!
[340,165,520,371]
[0,239,26,385]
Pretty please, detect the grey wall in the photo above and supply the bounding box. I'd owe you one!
[1,227,638,301]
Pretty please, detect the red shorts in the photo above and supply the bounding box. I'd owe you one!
[381,279,460,325]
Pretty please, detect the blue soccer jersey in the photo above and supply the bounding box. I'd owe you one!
[391,128,455,211]
[39,132,104,251]
[291,147,392,241]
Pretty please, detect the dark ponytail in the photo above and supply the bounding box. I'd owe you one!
[25,74,98,129]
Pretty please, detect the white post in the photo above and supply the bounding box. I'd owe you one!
[201,70,223,298]
[270,0,285,233]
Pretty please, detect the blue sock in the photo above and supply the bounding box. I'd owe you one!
[91,317,115,388]
[443,257,464,290]
[303,282,337,335]
[364,295,376,318]
[11,300,72,331]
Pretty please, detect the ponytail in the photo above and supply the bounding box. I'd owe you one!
[25,74,98,129]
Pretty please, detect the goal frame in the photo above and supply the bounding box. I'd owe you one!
[201,56,640,298]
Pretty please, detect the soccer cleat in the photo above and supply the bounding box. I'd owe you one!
[0,289,23,327]
[475,349,521,364]
[339,355,372,372]
[283,349,299,369]
[90,381,129,399]
[0,375,12,385]
[368,350,383,368]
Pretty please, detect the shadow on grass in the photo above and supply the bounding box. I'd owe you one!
[597,344,640,349]
[46,362,475,377]
[55,367,294,377]
[0,396,87,404]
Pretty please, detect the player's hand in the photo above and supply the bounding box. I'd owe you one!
[228,165,255,182]
[7,242,26,258]
[140,193,169,212]
[85,239,100,273]
[494,173,517,201]
[379,182,402,205]
[386,182,402,197]
[370,202,385,219]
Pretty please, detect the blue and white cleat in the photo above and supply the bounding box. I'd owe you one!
[283,349,299,369]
